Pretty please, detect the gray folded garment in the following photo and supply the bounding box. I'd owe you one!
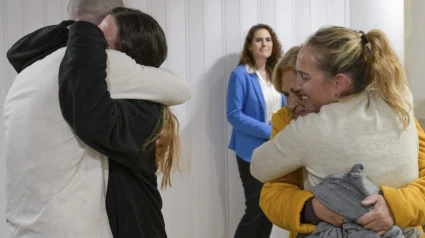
[297,164,422,238]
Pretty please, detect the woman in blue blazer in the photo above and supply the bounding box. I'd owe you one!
[227,24,286,238]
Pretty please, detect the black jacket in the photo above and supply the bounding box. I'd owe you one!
[7,20,167,238]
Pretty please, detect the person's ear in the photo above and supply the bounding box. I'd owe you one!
[335,73,351,96]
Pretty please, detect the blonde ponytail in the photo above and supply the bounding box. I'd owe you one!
[307,26,411,129]
[365,30,411,128]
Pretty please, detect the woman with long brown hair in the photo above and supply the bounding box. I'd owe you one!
[59,8,182,238]
[226,24,285,238]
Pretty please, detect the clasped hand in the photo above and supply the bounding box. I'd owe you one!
[312,194,395,236]
[356,194,395,235]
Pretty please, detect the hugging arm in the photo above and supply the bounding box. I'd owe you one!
[250,114,306,182]
[59,21,160,169]
[6,20,191,107]
[378,119,425,227]
[260,108,316,234]
[7,20,74,73]
[260,112,425,235]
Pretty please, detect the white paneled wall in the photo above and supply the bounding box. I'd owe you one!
[0,0,404,237]
[405,0,425,124]
[350,0,404,64]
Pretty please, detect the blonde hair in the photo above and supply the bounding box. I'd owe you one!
[144,106,181,189]
[307,26,411,128]
[272,46,301,93]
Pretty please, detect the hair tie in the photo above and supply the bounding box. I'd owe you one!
[359,32,372,55]
[361,34,369,45]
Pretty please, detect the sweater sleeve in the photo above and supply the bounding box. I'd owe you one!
[59,21,157,169]
[6,20,73,73]
[261,174,316,234]
[226,70,272,139]
[125,66,191,106]
[381,118,425,227]
[251,113,308,182]
[106,50,191,106]
[260,107,316,234]
[6,21,191,107]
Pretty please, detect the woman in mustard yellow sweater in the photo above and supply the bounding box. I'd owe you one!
[262,45,425,238]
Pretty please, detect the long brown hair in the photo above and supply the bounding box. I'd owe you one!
[144,107,181,189]
[109,7,167,68]
[109,7,180,189]
[307,26,411,129]
[238,24,282,78]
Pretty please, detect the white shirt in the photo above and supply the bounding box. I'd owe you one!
[4,48,190,238]
[256,71,282,124]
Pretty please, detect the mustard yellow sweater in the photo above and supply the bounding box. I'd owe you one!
[260,107,425,238]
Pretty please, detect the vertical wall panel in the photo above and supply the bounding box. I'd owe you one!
[0,1,408,237]
[23,0,44,34]
[333,0,350,27]
[222,0,244,236]
[345,0,351,27]
[276,0,295,51]
[350,0,404,62]
[326,0,336,26]
[149,0,168,67]
[405,0,425,120]
[204,0,226,237]
[259,0,276,29]
[311,0,328,34]
[311,0,350,34]
[45,0,64,25]
[128,0,149,12]
[186,0,213,236]
[0,0,7,235]
[325,0,349,28]
[4,0,23,85]
[122,0,131,7]
[294,0,311,44]
[239,0,258,44]
[164,1,191,237]
[62,0,69,19]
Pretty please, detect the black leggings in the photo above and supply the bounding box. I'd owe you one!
[234,156,273,238]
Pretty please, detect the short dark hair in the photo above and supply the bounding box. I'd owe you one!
[67,0,124,24]
[109,7,167,68]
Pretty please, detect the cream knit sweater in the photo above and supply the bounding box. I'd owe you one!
[4,48,190,238]
[251,89,418,190]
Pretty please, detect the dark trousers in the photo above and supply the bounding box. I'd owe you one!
[234,156,273,238]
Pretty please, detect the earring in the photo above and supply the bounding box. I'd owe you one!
[336,93,340,97]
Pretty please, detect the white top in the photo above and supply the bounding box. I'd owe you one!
[250,89,418,190]
[4,48,191,238]
[256,71,282,124]
[245,65,282,124]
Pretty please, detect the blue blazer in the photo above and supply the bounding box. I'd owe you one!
[227,65,286,162]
